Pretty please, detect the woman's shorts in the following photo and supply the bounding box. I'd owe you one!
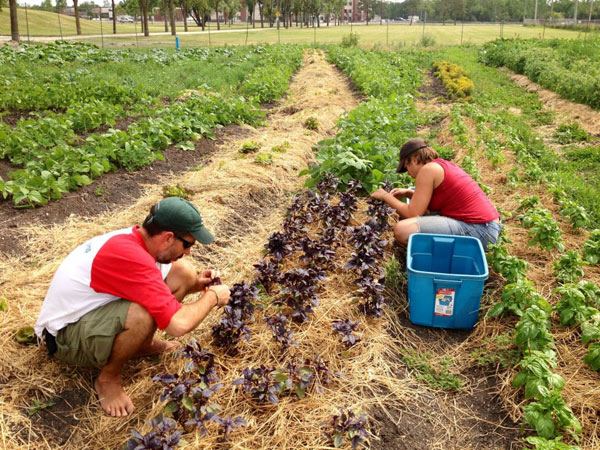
[416,215,502,250]
[54,299,131,368]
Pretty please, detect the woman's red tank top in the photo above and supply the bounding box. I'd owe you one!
[427,159,499,223]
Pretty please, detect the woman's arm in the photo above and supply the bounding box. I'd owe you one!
[370,164,438,218]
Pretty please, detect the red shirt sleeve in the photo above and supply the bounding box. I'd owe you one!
[90,232,181,330]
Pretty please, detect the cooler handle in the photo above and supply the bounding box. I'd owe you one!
[433,279,462,286]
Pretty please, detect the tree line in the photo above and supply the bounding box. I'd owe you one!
[4,0,599,42]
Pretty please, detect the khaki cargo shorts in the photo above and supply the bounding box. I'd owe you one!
[54,299,131,368]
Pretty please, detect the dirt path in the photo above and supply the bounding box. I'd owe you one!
[506,70,600,138]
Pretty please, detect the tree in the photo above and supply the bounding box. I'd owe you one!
[189,0,210,29]
[112,0,117,33]
[210,0,222,29]
[73,0,82,34]
[358,0,374,23]
[223,0,241,24]
[162,0,169,31]
[9,0,18,41]
[0,0,6,12]
[178,0,189,31]
[168,0,176,34]
[78,1,97,18]
[55,0,67,12]
[245,0,256,27]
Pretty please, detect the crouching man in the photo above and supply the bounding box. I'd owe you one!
[35,197,230,418]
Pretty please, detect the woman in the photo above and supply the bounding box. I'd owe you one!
[371,138,502,249]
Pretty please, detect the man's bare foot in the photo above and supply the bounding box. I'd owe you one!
[94,376,134,417]
[137,339,181,357]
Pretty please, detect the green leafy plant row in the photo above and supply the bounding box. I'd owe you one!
[304,46,424,191]
[0,69,148,112]
[0,97,157,163]
[0,93,263,207]
[0,40,242,67]
[240,44,304,103]
[479,38,600,110]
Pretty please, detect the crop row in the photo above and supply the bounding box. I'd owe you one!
[0,41,244,66]
[1,44,302,159]
[304,46,424,192]
[0,44,301,114]
[432,61,474,100]
[0,92,263,206]
[479,38,600,110]
[449,98,600,449]
[0,45,304,207]
[458,101,600,226]
[128,174,393,447]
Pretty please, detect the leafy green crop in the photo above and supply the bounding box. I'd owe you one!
[486,242,529,284]
[304,47,422,191]
[515,305,554,352]
[553,252,585,285]
[582,230,600,265]
[523,391,582,439]
[513,350,564,400]
[488,280,549,318]
[0,93,263,207]
[518,207,565,252]
[554,123,589,145]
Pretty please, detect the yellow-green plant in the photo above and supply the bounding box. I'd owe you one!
[432,61,474,101]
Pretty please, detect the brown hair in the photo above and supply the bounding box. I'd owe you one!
[409,146,439,166]
[143,205,175,237]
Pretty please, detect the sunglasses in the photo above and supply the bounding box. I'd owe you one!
[174,233,195,249]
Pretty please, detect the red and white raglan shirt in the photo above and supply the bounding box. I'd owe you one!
[34,226,182,338]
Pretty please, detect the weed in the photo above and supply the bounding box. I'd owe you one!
[239,141,261,154]
[0,297,7,312]
[401,349,462,391]
[94,186,104,197]
[304,117,319,131]
[554,123,589,145]
[383,255,405,291]
[470,334,519,369]
[14,326,36,345]
[28,399,55,416]
[271,141,291,153]
[161,184,192,200]
[419,34,437,48]
[341,32,360,48]
[254,153,273,165]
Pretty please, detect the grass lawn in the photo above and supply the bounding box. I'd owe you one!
[77,23,583,49]
[0,8,246,36]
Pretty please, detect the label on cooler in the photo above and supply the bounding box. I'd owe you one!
[434,288,455,317]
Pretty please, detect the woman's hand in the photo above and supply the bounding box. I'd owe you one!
[389,188,414,199]
[370,188,389,201]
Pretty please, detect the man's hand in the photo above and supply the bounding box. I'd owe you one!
[370,188,389,201]
[196,270,220,291]
[208,284,231,308]
[389,188,414,199]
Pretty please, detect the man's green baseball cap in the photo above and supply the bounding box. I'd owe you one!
[150,197,214,244]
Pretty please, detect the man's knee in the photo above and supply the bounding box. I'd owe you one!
[166,260,197,300]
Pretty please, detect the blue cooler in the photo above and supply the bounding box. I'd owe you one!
[407,233,488,329]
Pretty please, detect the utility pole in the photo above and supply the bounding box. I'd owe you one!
[534,0,538,21]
